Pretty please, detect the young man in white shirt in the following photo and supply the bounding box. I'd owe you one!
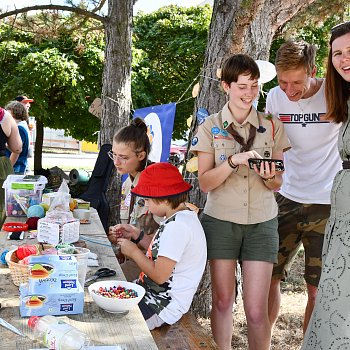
[266,40,342,334]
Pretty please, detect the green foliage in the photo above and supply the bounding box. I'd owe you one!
[1,2,347,143]
[132,5,212,140]
[0,21,103,142]
[132,4,347,138]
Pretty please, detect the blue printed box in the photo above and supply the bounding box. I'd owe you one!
[19,255,84,317]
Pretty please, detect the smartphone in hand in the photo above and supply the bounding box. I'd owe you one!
[248,158,285,172]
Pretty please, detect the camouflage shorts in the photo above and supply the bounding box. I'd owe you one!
[272,193,330,287]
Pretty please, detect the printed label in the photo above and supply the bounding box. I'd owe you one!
[61,280,77,290]
[60,303,74,312]
[43,322,71,350]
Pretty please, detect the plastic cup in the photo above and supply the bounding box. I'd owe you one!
[58,247,90,288]
[73,209,91,222]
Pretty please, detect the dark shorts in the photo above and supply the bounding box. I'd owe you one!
[272,193,330,287]
[138,299,156,320]
[138,299,168,327]
[201,214,279,263]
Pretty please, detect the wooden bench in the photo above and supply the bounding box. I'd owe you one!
[151,313,219,349]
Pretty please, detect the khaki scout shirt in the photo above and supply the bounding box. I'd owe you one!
[120,172,161,234]
[190,103,291,224]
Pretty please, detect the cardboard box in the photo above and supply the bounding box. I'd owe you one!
[37,218,80,245]
[20,255,84,317]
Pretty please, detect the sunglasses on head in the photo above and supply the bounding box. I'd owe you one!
[331,21,350,33]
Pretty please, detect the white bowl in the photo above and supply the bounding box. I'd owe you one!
[88,280,145,314]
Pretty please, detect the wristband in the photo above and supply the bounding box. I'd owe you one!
[131,229,145,244]
[2,222,28,232]
[227,155,239,170]
[263,175,276,183]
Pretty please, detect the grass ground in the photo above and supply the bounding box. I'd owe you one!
[198,249,306,349]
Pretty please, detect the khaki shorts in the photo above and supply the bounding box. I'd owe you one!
[272,194,330,287]
[201,214,278,263]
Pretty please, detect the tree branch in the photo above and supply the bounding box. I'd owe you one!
[0,4,106,23]
[91,0,107,13]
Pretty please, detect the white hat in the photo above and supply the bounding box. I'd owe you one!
[255,60,276,85]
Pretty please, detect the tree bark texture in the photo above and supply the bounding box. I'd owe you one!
[189,0,317,318]
[243,0,318,59]
[100,0,133,146]
[33,120,44,173]
[101,0,134,226]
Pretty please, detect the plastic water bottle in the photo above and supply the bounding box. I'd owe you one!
[28,315,90,350]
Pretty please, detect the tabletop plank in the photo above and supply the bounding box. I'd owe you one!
[0,209,158,350]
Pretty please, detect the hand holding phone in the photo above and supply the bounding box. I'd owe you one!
[248,158,284,172]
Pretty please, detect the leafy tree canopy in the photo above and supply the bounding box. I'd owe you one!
[132,5,212,140]
[0,16,104,142]
[0,2,347,142]
[132,3,348,139]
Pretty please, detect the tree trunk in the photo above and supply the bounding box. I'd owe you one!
[33,120,43,174]
[243,0,318,59]
[100,0,133,146]
[189,0,317,318]
[101,0,134,226]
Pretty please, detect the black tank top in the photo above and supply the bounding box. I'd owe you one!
[0,107,8,155]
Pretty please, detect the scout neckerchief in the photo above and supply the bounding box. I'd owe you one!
[226,122,257,152]
[225,112,275,151]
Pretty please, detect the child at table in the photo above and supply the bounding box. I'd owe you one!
[116,162,207,330]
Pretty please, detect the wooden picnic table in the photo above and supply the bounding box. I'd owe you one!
[0,208,158,350]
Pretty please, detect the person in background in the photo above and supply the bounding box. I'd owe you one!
[266,40,342,334]
[116,162,207,330]
[5,101,29,174]
[0,107,22,226]
[191,54,290,350]
[15,95,33,112]
[107,117,160,281]
[15,95,34,160]
[301,21,350,349]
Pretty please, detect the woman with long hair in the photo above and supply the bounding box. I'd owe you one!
[107,117,159,280]
[301,21,350,349]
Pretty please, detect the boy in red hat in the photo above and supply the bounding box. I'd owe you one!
[115,162,207,330]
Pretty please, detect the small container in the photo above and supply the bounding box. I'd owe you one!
[28,315,90,350]
[3,175,47,217]
[58,247,90,288]
[73,209,91,223]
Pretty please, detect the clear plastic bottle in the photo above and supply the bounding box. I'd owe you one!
[28,315,90,350]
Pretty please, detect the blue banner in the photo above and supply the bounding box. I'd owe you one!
[134,103,176,162]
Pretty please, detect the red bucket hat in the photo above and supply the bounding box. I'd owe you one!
[131,163,192,198]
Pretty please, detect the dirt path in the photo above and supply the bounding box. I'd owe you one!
[198,250,306,349]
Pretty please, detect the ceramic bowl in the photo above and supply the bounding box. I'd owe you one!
[88,280,145,314]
